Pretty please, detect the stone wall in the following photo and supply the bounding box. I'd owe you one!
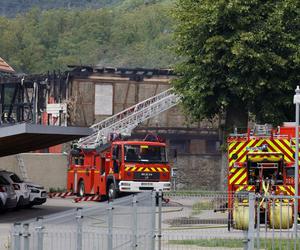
[172,154,223,191]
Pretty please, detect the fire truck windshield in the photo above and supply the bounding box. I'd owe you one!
[124,144,167,163]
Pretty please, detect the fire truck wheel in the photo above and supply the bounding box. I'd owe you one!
[78,181,85,197]
[269,204,293,229]
[108,183,117,201]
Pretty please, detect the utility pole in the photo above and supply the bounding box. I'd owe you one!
[293,86,300,246]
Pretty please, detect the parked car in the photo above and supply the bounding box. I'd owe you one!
[25,182,47,207]
[0,175,17,211]
[0,171,30,209]
[0,176,8,211]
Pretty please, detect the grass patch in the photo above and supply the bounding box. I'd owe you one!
[169,239,243,248]
[169,238,300,249]
[167,190,225,196]
[192,201,213,215]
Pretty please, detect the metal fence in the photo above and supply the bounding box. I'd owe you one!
[160,192,248,250]
[9,191,300,250]
[161,192,300,250]
[0,226,11,250]
[11,192,156,250]
[250,194,300,250]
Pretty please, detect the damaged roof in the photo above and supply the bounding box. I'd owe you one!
[0,57,15,73]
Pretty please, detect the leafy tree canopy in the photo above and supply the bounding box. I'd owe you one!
[173,0,300,129]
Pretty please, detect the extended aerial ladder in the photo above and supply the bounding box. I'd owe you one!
[16,154,30,182]
[77,88,180,149]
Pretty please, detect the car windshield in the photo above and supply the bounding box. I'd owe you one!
[10,174,23,183]
[124,144,167,163]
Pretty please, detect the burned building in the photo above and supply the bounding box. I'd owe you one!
[0,66,223,190]
[0,72,68,126]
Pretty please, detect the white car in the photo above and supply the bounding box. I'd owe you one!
[0,171,30,209]
[0,175,17,210]
[0,177,8,211]
[25,182,47,207]
[0,191,7,211]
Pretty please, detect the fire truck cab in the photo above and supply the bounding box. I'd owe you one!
[67,137,171,200]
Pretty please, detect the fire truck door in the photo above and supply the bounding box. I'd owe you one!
[99,157,106,195]
[74,170,78,193]
[112,145,121,173]
[90,168,95,193]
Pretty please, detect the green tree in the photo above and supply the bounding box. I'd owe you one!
[173,0,300,130]
[108,2,175,68]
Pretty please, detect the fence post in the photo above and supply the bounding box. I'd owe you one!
[150,191,156,250]
[107,202,113,250]
[158,191,163,250]
[76,208,83,250]
[256,194,261,250]
[22,223,30,250]
[132,195,138,250]
[247,193,255,250]
[12,223,21,250]
[35,217,44,250]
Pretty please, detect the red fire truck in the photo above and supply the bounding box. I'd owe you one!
[227,124,298,230]
[67,135,171,200]
[66,88,178,200]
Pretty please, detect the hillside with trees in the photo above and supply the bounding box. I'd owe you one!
[0,0,124,17]
[0,0,176,73]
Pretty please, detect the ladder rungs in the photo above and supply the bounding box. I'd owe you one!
[78,88,180,149]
